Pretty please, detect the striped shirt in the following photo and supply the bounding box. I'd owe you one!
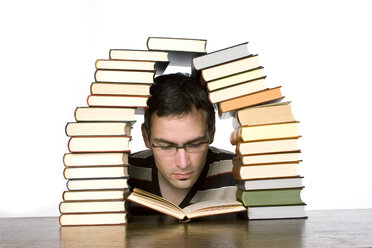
[127,147,236,215]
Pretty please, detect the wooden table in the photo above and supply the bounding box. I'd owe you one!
[1,209,372,247]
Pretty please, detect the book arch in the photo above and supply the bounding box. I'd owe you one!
[60,37,305,226]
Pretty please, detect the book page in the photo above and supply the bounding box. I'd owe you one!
[182,200,245,218]
[129,188,185,219]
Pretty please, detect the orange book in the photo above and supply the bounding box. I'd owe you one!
[218,86,284,116]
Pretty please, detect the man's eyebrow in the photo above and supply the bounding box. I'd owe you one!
[152,135,208,146]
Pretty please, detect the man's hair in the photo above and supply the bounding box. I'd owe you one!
[143,73,215,137]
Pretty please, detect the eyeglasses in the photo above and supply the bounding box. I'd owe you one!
[151,140,210,156]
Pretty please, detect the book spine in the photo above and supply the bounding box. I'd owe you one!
[232,163,243,180]
[89,82,94,95]
[232,156,243,167]
[232,112,241,130]
[230,128,242,145]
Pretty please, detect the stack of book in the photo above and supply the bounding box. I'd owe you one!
[60,37,210,226]
[146,37,207,75]
[193,42,306,220]
[193,42,284,118]
[60,45,171,226]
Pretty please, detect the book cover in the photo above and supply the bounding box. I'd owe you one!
[94,69,155,83]
[68,136,131,153]
[208,77,266,103]
[192,42,250,70]
[232,162,300,180]
[230,121,301,145]
[236,177,304,191]
[64,165,129,179]
[63,189,126,201]
[248,204,307,220]
[95,59,156,71]
[236,187,305,207]
[67,178,129,191]
[74,107,136,122]
[205,67,265,91]
[65,122,132,137]
[218,86,284,116]
[109,49,169,62]
[63,152,129,167]
[59,212,127,226]
[87,95,149,108]
[232,101,295,128]
[201,54,259,82]
[90,82,151,96]
[59,200,126,213]
[147,37,207,53]
[235,138,300,156]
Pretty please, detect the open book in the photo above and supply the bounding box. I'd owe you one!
[126,188,246,222]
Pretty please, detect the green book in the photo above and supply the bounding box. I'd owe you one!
[236,187,304,207]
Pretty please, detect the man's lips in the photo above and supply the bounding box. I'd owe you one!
[173,172,193,180]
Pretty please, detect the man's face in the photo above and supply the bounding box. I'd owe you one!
[143,108,212,191]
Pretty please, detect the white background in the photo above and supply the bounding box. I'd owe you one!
[1,0,371,217]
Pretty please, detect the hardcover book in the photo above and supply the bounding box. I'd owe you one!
[236,187,305,207]
[60,200,126,214]
[74,107,136,122]
[232,162,300,180]
[64,166,129,179]
[248,204,307,220]
[205,67,265,91]
[109,49,169,62]
[192,42,251,70]
[90,82,151,96]
[63,189,126,201]
[65,122,132,137]
[201,55,259,82]
[87,95,148,108]
[67,178,129,191]
[208,77,267,104]
[235,138,300,156]
[236,177,303,191]
[230,122,301,144]
[94,69,155,83]
[68,136,131,153]
[63,152,129,167]
[147,37,207,53]
[218,86,284,116]
[95,59,156,71]
[232,101,295,128]
[60,212,127,226]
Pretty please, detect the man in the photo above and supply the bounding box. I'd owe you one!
[128,73,236,213]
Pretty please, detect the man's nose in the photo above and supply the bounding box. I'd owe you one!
[175,148,190,169]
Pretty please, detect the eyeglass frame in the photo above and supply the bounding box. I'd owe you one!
[150,139,210,155]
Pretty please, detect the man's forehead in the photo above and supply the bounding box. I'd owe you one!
[150,109,208,142]
[152,108,208,124]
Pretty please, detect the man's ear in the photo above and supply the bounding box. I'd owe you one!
[209,127,216,144]
[141,124,151,148]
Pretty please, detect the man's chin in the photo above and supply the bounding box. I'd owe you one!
[171,178,195,190]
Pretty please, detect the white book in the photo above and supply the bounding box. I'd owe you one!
[248,205,307,220]
[193,42,250,70]
[236,177,303,191]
